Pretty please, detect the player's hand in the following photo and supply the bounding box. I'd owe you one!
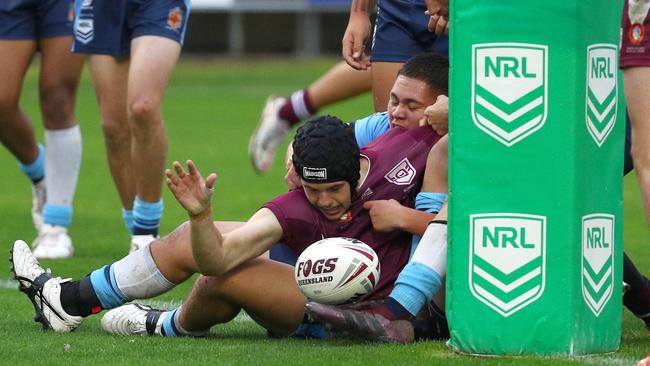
[428,13,450,35]
[420,95,449,135]
[425,0,450,18]
[284,162,302,191]
[165,160,217,217]
[342,13,372,70]
[363,199,404,232]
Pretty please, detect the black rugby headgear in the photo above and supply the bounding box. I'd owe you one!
[292,116,360,195]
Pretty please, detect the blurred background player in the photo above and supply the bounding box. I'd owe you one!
[249,0,448,174]
[249,62,371,173]
[72,0,190,251]
[0,0,84,258]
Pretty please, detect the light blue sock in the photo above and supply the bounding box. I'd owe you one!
[162,308,180,337]
[133,197,163,236]
[409,192,447,259]
[18,144,45,183]
[43,204,72,227]
[122,209,134,234]
[89,265,128,309]
[390,262,443,316]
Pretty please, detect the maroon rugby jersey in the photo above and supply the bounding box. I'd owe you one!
[263,126,441,298]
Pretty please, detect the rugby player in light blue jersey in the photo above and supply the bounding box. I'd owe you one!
[0,0,84,259]
[72,0,190,252]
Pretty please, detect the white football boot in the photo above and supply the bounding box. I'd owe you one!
[10,240,83,332]
[31,180,46,231]
[129,234,157,253]
[101,304,167,336]
[248,96,290,174]
[32,224,73,259]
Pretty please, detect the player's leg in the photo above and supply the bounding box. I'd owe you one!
[126,35,180,248]
[249,61,372,174]
[10,220,243,332]
[625,67,650,231]
[89,55,136,235]
[370,62,403,112]
[101,257,305,337]
[0,38,45,229]
[32,35,85,258]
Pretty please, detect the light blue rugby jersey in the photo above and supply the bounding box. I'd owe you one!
[353,112,390,148]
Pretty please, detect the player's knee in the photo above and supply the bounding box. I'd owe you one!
[101,121,131,146]
[632,143,650,169]
[128,96,160,124]
[39,84,76,127]
[0,93,20,118]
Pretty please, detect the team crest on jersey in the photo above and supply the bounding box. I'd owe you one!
[472,43,548,146]
[384,158,415,186]
[581,214,614,317]
[630,23,645,45]
[74,18,94,45]
[469,213,546,317]
[585,44,618,147]
[167,7,184,32]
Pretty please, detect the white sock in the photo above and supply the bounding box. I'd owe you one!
[412,222,448,275]
[45,125,82,207]
[113,246,175,299]
[290,90,312,120]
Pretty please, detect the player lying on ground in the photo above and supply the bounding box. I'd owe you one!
[11,116,446,339]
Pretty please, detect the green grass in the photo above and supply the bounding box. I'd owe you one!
[0,57,648,365]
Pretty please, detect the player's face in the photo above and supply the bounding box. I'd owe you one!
[388,76,438,129]
[302,180,352,220]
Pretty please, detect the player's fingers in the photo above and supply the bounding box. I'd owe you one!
[205,173,218,190]
[435,17,447,35]
[428,14,439,32]
[362,200,376,210]
[187,160,199,176]
[172,161,185,177]
[419,117,427,127]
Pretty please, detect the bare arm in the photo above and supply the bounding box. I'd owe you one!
[166,160,283,276]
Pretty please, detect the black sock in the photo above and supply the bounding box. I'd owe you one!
[623,252,650,316]
[60,277,103,317]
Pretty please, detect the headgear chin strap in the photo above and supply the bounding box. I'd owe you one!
[292,115,360,194]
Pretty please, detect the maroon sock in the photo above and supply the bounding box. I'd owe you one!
[278,89,318,126]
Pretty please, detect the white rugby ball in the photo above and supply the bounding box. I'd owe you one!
[295,237,381,305]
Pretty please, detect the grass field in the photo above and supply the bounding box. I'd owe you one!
[0,57,649,365]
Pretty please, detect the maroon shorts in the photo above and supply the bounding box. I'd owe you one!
[621,0,650,68]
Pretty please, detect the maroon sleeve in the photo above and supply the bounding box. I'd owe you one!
[262,190,324,254]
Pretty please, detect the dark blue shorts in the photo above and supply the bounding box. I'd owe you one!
[0,0,74,40]
[72,0,190,56]
[371,0,449,62]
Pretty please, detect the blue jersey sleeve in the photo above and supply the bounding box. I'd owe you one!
[353,112,391,148]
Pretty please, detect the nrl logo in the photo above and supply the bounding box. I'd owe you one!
[581,214,614,317]
[472,43,548,146]
[469,213,546,317]
[585,44,618,147]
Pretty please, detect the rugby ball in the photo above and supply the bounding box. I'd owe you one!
[294,237,381,305]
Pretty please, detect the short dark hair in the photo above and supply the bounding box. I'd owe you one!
[398,53,449,95]
[292,116,360,195]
